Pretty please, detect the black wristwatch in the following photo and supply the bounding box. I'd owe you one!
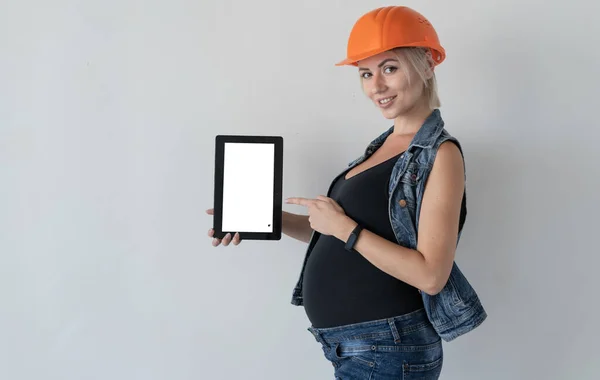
[344,224,363,251]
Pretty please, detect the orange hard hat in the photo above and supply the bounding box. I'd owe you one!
[335,6,445,67]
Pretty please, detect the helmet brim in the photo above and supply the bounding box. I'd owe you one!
[335,45,446,67]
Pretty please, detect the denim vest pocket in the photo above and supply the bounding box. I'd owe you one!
[390,189,417,249]
[423,262,486,341]
[391,161,425,249]
[398,162,420,212]
[445,263,477,307]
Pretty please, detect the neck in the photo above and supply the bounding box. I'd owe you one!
[392,101,433,136]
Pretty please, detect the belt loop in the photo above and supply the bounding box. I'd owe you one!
[387,318,401,343]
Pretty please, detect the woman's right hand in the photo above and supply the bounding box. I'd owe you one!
[206,208,241,247]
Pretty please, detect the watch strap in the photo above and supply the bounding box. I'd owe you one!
[344,224,363,251]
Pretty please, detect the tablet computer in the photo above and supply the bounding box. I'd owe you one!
[213,135,283,240]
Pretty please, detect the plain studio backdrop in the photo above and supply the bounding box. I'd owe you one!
[1,0,599,379]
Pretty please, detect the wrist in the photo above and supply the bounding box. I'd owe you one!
[336,216,358,242]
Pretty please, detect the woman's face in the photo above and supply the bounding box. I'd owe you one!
[357,50,426,119]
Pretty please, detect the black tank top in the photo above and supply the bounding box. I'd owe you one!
[302,152,424,328]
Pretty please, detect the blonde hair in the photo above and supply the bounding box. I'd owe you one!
[393,47,441,109]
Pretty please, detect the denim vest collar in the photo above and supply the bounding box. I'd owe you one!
[350,109,444,168]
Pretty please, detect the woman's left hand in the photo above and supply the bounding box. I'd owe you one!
[285,195,355,238]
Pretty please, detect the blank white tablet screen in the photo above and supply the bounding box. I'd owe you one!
[222,142,274,232]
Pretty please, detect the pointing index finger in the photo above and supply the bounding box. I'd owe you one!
[285,197,313,207]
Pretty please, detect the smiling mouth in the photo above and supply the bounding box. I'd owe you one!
[377,96,397,106]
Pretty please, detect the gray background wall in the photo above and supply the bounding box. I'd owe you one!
[2,0,599,379]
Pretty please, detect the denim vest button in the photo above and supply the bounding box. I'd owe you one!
[399,199,407,207]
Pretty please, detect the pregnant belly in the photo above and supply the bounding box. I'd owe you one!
[301,235,423,328]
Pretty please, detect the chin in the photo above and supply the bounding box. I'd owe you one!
[380,108,402,119]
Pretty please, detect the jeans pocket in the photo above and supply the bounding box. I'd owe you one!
[402,355,443,379]
[333,342,376,368]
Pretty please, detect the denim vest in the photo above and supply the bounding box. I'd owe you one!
[291,109,487,342]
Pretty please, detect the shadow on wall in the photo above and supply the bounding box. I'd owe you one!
[444,139,525,376]
[457,140,519,306]
[450,135,600,377]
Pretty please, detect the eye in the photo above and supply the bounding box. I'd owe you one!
[383,66,397,74]
[360,72,372,79]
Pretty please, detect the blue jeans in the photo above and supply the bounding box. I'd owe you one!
[307,308,443,379]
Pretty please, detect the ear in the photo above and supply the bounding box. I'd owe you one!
[424,50,436,80]
[424,66,434,80]
[425,50,435,80]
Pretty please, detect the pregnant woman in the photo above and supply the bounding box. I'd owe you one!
[208,6,486,379]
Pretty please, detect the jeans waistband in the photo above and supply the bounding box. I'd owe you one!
[307,308,432,346]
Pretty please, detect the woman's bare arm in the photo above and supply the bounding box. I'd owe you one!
[332,141,465,294]
[282,211,313,243]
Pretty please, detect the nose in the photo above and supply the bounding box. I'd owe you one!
[371,73,387,94]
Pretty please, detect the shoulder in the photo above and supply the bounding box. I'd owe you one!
[432,127,465,170]
[429,140,465,187]
[437,140,463,165]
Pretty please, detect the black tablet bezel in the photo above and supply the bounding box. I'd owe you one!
[213,135,283,241]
